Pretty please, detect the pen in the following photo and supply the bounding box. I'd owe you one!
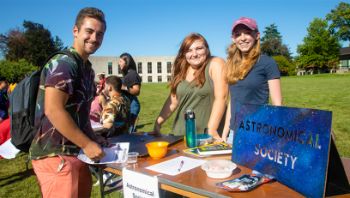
[178,160,184,172]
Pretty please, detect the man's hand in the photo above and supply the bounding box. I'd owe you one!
[82,141,105,161]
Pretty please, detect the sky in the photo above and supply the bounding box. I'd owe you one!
[0,0,347,59]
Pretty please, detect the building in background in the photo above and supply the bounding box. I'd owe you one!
[89,56,175,83]
[297,47,350,75]
[339,47,350,73]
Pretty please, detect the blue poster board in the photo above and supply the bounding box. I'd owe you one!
[231,104,332,198]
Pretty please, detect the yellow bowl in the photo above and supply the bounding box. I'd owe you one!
[145,141,169,159]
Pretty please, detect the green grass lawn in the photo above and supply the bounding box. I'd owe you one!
[0,73,349,197]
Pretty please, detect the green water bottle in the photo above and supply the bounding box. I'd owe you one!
[185,109,197,148]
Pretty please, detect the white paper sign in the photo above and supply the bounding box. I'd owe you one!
[123,168,160,198]
[146,156,206,176]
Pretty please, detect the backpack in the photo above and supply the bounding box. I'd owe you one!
[10,50,81,152]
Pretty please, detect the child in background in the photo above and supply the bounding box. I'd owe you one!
[100,75,130,137]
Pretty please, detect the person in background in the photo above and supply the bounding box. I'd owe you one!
[118,52,142,133]
[222,17,282,143]
[7,82,17,95]
[0,118,10,146]
[90,93,103,122]
[90,75,130,187]
[29,7,107,198]
[0,77,10,154]
[99,75,130,137]
[0,77,9,124]
[153,33,228,140]
[96,72,106,94]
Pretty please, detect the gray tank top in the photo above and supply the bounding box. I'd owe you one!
[171,59,214,135]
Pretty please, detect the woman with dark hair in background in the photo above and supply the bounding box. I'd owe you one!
[118,53,142,132]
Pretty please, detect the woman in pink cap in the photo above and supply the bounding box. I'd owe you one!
[222,17,282,143]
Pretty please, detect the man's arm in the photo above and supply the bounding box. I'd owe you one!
[44,87,104,160]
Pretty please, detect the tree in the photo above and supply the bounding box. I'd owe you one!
[0,29,27,61]
[273,55,295,76]
[0,59,37,83]
[296,18,340,71]
[261,24,282,42]
[326,2,350,45]
[260,24,292,60]
[0,20,64,66]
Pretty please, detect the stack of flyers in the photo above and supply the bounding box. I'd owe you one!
[216,171,275,192]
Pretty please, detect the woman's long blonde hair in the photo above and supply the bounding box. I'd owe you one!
[225,36,261,84]
[170,33,211,94]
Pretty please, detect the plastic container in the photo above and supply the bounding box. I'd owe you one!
[197,133,213,146]
[127,152,139,163]
[201,159,237,179]
[145,141,169,159]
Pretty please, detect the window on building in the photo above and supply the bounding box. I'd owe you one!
[140,76,143,82]
[157,76,162,82]
[157,62,162,73]
[147,62,152,74]
[167,62,172,73]
[137,62,142,74]
[148,76,152,82]
[340,60,349,67]
[108,62,113,74]
[167,75,171,82]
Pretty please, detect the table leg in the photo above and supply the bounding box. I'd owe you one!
[98,167,105,198]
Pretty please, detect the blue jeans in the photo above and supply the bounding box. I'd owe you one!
[129,96,140,133]
[130,96,140,119]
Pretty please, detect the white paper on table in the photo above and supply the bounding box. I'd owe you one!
[0,138,21,159]
[146,156,206,176]
[91,120,104,131]
[78,142,129,164]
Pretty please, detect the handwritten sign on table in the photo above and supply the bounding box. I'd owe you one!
[231,104,332,198]
[123,168,160,198]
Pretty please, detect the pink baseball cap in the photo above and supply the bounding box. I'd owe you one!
[232,17,259,32]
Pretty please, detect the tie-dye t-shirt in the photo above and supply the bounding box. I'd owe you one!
[29,48,97,160]
[100,94,130,136]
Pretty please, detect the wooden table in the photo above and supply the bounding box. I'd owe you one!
[103,141,305,198]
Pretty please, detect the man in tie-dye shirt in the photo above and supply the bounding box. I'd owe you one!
[29,7,107,198]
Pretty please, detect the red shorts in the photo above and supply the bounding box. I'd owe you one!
[32,155,92,198]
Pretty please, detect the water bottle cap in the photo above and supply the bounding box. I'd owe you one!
[185,110,195,119]
[185,109,193,113]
